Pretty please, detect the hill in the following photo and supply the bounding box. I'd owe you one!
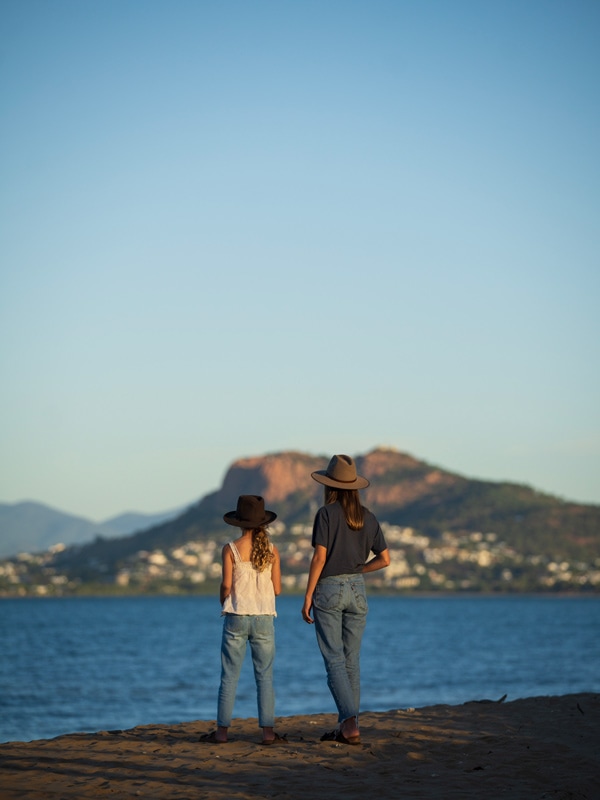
[0,502,183,559]
[3,448,599,595]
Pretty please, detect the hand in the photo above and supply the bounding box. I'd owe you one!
[301,598,314,624]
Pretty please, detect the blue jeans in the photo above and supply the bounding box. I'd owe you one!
[217,614,275,728]
[313,574,368,724]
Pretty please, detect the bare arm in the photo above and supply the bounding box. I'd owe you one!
[219,544,233,605]
[302,545,327,624]
[271,545,282,596]
[362,548,391,574]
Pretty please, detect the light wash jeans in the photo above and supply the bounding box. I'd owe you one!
[312,574,368,724]
[217,614,275,728]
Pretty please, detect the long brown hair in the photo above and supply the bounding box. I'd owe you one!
[250,526,274,571]
[324,487,365,530]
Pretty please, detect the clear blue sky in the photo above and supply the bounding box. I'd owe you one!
[1,0,599,520]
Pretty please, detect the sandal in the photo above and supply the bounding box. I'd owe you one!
[335,730,361,745]
[320,728,361,745]
[320,729,337,742]
[261,732,288,746]
[199,731,228,744]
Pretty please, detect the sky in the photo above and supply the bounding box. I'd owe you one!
[1,0,599,521]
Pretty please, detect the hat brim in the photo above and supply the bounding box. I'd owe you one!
[311,471,370,490]
[223,509,277,528]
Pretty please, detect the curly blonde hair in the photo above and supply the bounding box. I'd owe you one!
[250,527,274,572]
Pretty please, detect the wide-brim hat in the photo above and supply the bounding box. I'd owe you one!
[223,495,277,528]
[311,454,369,490]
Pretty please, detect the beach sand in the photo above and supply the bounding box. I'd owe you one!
[0,693,597,799]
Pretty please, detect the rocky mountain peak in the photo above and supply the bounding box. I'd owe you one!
[207,451,327,510]
[212,447,451,512]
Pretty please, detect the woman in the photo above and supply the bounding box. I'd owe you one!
[302,454,390,745]
[201,495,282,745]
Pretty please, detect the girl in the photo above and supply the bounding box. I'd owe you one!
[201,495,282,745]
[302,455,390,745]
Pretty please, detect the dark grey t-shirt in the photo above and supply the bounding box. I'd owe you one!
[311,501,388,579]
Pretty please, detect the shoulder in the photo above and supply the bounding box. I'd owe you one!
[314,503,335,528]
[316,502,339,519]
[363,508,385,538]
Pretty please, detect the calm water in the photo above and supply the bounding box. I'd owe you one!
[1,595,598,743]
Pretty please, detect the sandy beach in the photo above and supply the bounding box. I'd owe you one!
[0,693,597,799]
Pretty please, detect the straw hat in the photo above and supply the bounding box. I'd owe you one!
[311,454,369,490]
[223,495,277,528]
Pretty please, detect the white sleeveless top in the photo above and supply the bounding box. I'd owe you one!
[221,541,277,617]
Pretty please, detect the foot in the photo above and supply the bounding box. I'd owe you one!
[340,716,360,743]
[215,725,228,743]
[200,725,228,744]
[261,732,287,745]
[335,729,361,745]
[261,726,275,744]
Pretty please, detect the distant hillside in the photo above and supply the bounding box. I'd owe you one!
[100,509,189,537]
[51,448,600,582]
[0,502,183,559]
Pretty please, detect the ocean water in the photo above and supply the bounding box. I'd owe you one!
[1,595,598,743]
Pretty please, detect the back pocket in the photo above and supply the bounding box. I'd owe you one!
[314,582,343,612]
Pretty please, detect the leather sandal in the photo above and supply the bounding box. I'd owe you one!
[320,728,361,745]
[335,730,361,745]
[260,732,288,746]
[199,731,228,744]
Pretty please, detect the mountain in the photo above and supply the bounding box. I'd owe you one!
[0,502,183,559]
[50,448,600,582]
[100,509,188,537]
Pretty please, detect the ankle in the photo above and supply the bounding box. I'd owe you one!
[216,725,228,742]
[341,717,359,735]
